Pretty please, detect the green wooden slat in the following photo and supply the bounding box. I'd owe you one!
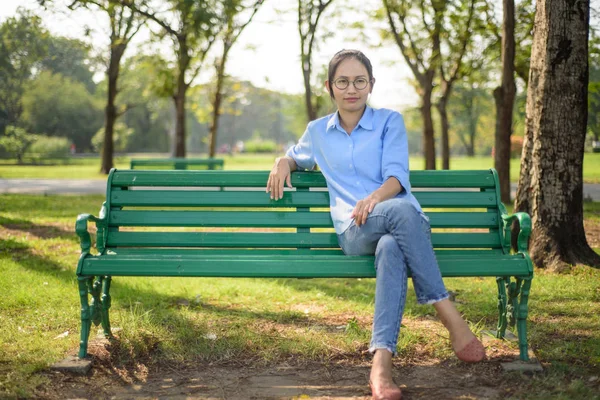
[109,211,497,229]
[111,190,331,207]
[109,170,496,189]
[106,231,340,248]
[110,189,496,209]
[110,248,347,256]
[80,253,530,278]
[110,210,333,227]
[109,248,505,257]
[427,212,498,228]
[111,170,326,188]
[409,170,496,188]
[105,231,500,249]
[415,192,498,207]
[432,232,501,248]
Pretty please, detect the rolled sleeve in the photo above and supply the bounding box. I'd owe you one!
[285,125,316,171]
[381,112,411,193]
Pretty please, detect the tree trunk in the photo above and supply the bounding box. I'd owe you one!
[421,83,436,170]
[173,84,186,158]
[467,95,476,157]
[514,0,599,270]
[302,56,317,122]
[209,43,231,158]
[208,87,222,158]
[494,0,516,203]
[436,92,450,170]
[173,39,189,158]
[456,89,476,157]
[100,44,125,174]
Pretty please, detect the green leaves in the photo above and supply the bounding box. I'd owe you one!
[21,71,103,152]
[0,126,39,163]
[0,8,49,131]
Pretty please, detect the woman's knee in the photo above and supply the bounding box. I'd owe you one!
[375,234,404,263]
[389,198,419,216]
[374,198,418,220]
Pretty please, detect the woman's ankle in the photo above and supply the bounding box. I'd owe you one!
[371,349,394,380]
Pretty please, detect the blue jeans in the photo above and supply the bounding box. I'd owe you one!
[337,198,449,356]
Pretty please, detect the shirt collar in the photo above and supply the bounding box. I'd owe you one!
[358,106,374,130]
[326,106,374,133]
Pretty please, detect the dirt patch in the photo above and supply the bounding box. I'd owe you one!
[35,336,522,400]
[38,360,508,400]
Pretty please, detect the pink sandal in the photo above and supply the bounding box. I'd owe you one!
[455,337,486,363]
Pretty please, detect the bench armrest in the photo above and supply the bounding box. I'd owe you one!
[501,212,531,253]
[76,202,108,255]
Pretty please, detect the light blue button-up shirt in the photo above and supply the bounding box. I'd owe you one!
[286,106,423,234]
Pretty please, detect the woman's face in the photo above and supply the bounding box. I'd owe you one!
[327,58,374,114]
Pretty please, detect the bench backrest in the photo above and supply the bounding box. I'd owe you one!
[129,158,224,170]
[97,169,508,255]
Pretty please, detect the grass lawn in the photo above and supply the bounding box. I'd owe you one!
[0,195,599,398]
[1,152,600,183]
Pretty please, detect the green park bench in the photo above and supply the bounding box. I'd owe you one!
[75,169,533,361]
[129,157,224,170]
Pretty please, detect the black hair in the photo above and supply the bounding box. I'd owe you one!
[327,49,374,99]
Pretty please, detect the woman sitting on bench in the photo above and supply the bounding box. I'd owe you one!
[267,49,485,400]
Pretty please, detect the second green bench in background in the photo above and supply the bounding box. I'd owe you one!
[129,158,224,170]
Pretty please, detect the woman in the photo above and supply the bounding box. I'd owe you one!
[267,49,485,400]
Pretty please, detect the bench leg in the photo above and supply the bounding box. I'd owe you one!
[516,278,532,361]
[100,276,113,338]
[507,278,521,328]
[77,277,93,359]
[496,277,508,338]
[90,277,103,326]
[495,276,531,361]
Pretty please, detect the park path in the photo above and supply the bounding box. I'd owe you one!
[1,178,600,201]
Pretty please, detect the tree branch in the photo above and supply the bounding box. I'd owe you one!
[119,0,178,37]
[384,0,424,82]
[448,0,476,84]
[116,102,138,117]
[230,0,264,46]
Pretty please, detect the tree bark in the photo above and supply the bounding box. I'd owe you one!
[173,84,186,157]
[467,92,477,156]
[302,58,317,121]
[209,43,231,158]
[455,87,477,157]
[436,85,451,170]
[100,43,125,174]
[494,0,516,203]
[173,38,190,158]
[421,82,436,170]
[514,0,599,270]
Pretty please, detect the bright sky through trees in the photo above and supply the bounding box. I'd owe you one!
[0,0,419,111]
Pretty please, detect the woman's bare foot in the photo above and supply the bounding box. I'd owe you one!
[433,299,486,362]
[370,349,402,399]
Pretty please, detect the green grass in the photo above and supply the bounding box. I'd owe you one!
[1,194,600,398]
[1,152,600,182]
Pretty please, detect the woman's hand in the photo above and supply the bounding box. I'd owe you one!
[267,157,293,200]
[351,193,382,227]
[352,177,402,226]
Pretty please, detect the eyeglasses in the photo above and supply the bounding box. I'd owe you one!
[332,77,371,90]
